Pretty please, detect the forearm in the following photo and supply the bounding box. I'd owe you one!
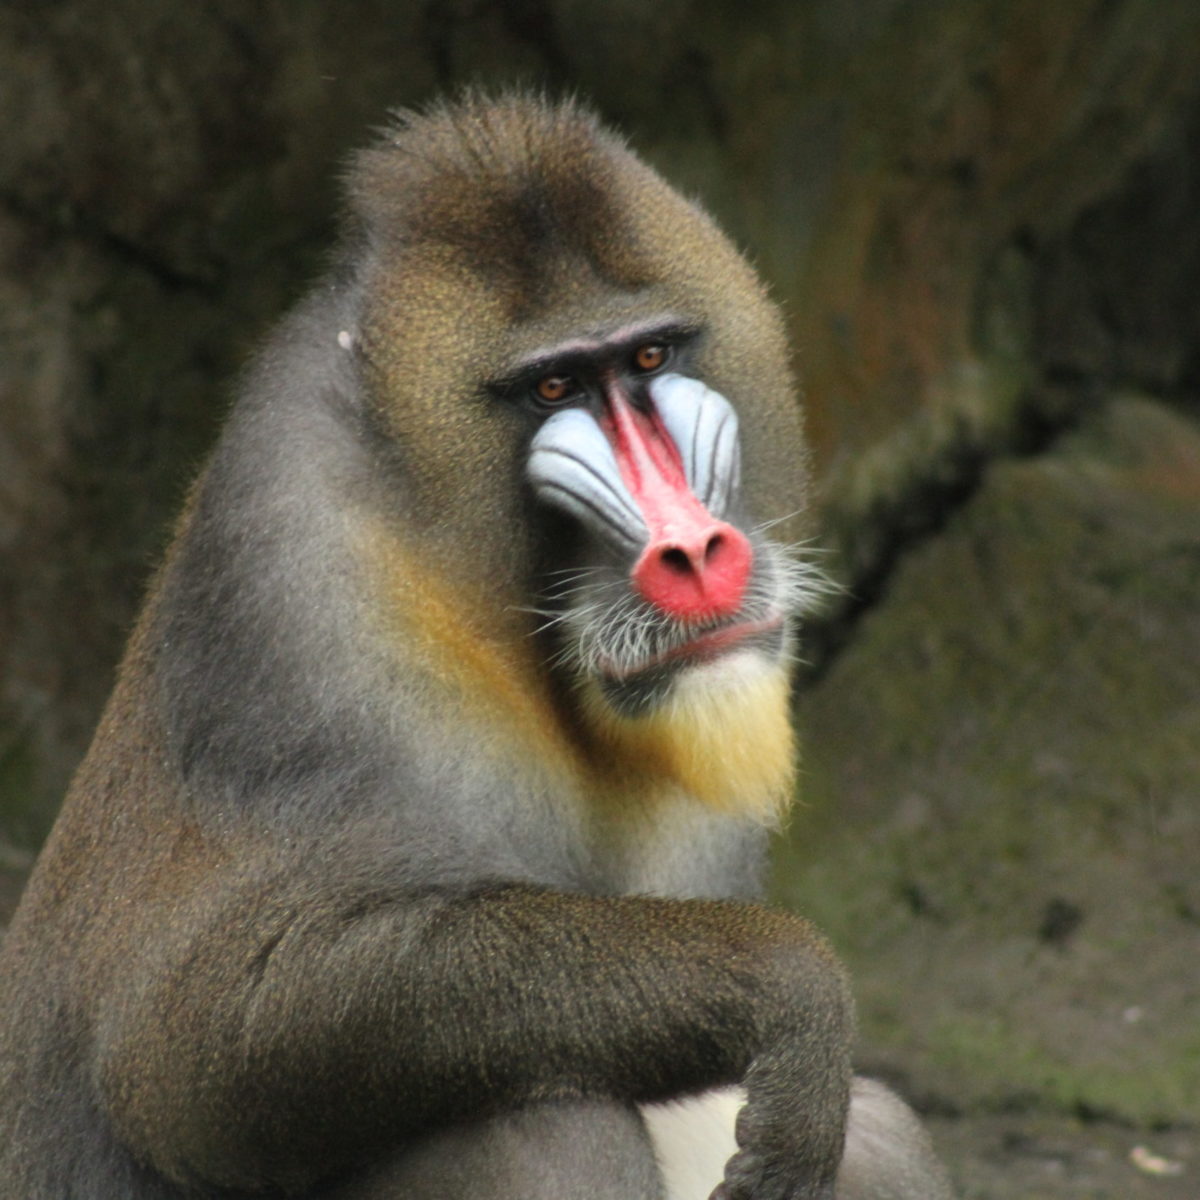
[94,876,852,1192]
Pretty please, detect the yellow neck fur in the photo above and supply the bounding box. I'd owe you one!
[580,656,795,825]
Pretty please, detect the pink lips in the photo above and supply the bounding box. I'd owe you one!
[600,613,785,682]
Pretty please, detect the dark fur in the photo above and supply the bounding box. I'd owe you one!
[0,96,949,1199]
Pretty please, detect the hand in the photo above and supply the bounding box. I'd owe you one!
[709,994,850,1200]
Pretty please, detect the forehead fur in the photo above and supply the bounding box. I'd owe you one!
[341,94,804,590]
[346,94,651,291]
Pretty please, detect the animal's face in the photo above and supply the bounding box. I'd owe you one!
[520,325,811,716]
[352,99,814,717]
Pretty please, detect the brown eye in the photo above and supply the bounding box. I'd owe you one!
[534,374,575,405]
[633,343,667,372]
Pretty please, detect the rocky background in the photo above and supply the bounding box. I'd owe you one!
[2,2,1198,1196]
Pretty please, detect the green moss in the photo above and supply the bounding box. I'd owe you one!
[775,398,1200,1127]
[926,1011,1200,1125]
[0,728,52,854]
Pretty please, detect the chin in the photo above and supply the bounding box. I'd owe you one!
[596,620,790,718]
[579,638,797,823]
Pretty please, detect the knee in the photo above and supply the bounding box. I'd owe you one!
[837,1077,955,1200]
[349,1101,661,1200]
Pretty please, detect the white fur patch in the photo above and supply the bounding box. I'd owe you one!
[669,645,778,702]
[641,1087,743,1200]
[641,1078,955,1200]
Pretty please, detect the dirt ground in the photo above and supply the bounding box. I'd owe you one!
[0,863,1193,1198]
[928,1113,1195,1199]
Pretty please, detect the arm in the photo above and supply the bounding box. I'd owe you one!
[94,856,852,1199]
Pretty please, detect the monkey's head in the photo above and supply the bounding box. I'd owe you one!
[347,95,816,726]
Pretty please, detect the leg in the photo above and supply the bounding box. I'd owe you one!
[642,1078,954,1200]
[326,1099,663,1200]
[836,1077,954,1200]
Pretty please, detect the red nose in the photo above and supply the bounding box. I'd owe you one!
[632,519,752,620]
[603,384,752,621]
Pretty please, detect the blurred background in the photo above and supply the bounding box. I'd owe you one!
[1,2,1198,1195]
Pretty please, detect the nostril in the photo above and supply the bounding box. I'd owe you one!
[632,521,752,620]
[660,547,692,575]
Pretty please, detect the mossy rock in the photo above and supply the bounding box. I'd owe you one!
[777,395,1200,1126]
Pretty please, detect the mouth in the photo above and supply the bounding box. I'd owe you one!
[598,611,786,684]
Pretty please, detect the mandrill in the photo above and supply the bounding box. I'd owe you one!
[0,94,953,1199]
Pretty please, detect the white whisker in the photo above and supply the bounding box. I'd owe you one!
[752,508,806,534]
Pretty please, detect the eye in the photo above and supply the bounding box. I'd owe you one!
[533,374,577,406]
[633,343,668,373]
